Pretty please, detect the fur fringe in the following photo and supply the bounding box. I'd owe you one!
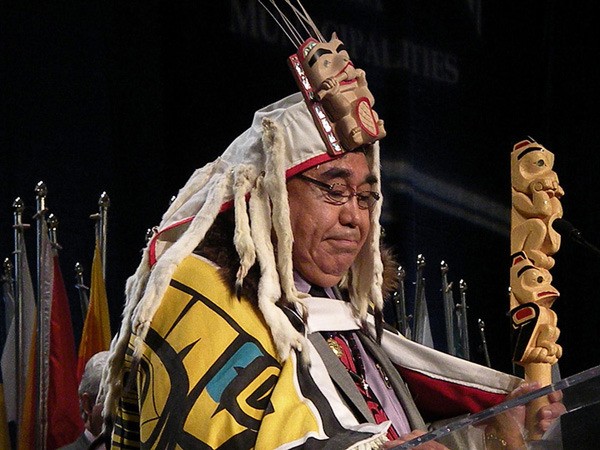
[160,159,220,224]
[250,173,308,363]
[100,243,152,417]
[233,164,258,291]
[261,118,309,364]
[262,118,303,304]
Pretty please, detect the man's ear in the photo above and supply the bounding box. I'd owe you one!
[81,392,94,415]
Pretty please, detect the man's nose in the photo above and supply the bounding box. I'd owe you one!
[339,195,362,226]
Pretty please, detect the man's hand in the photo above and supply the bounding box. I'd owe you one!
[485,382,566,448]
[511,382,565,435]
[381,384,565,449]
[535,389,565,434]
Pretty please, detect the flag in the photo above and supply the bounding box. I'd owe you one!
[0,234,37,446]
[413,292,435,348]
[1,269,15,343]
[17,325,37,450]
[14,222,83,450]
[19,219,55,449]
[412,265,435,348]
[46,244,84,448]
[0,370,10,450]
[77,241,111,381]
[0,273,14,450]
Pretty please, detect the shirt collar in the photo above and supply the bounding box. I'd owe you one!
[293,271,335,298]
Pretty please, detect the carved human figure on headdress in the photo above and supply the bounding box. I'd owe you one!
[511,139,564,269]
[509,251,562,365]
[298,34,386,151]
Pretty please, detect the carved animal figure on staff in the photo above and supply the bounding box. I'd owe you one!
[509,251,562,365]
[511,139,564,269]
[298,33,386,151]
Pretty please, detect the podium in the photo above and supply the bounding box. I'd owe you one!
[391,364,600,449]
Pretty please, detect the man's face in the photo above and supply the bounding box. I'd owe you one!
[287,152,374,287]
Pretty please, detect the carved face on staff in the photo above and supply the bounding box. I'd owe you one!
[510,251,559,309]
[510,140,563,196]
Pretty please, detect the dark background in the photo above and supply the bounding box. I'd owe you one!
[2,0,599,379]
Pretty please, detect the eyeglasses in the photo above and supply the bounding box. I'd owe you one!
[297,174,380,210]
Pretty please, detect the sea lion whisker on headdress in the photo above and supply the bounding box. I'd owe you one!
[259,0,325,46]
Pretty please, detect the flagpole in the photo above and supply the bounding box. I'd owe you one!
[2,258,14,335]
[78,198,112,382]
[477,318,491,367]
[47,214,61,249]
[12,197,29,433]
[392,265,409,337]
[412,254,426,344]
[440,261,456,356]
[99,192,110,280]
[34,181,49,450]
[74,262,89,320]
[456,279,470,360]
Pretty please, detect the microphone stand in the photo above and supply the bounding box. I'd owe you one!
[553,218,600,258]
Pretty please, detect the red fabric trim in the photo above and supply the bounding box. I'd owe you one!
[285,154,339,178]
[220,199,234,212]
[149,217,194,266]
[394,365,507,422]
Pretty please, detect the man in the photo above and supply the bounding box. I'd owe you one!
[101,7,564,445]
[101,91,563,449]
[60,351,109,450]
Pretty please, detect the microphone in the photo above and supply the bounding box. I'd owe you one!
[552,218,600,258]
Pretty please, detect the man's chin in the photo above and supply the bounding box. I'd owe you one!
[316,264,356,287]
[296,255,358,287]
[302,268,346,289]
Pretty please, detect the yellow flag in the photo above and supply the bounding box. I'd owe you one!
[77,242,111,381]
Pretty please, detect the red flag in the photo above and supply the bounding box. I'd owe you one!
[46,252,84,449]
[77,242,111,381]
[17,222,83,449]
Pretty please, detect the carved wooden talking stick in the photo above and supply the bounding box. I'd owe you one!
[510,139,564,439]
